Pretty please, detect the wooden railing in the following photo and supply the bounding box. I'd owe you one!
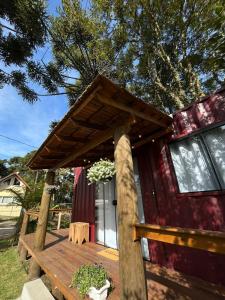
[134,223,225,255]
[18,208,72,260]
[26,208,72,226]
[19,209,72,238]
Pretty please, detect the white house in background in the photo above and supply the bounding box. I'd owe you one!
[0,172,30,217]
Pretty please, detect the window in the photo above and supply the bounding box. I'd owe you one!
[0,197,15,204]
[14,178,20,186]
[170,124,225,193]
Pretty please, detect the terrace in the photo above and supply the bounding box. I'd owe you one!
[19,227,225,300]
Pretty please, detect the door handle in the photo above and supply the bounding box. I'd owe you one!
[112,200,117,206]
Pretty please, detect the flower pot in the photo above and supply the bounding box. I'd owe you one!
[87,280,110,300]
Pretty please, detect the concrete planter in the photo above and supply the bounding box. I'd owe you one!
[87,280,110,300]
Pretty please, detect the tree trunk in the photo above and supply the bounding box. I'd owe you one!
[114,125,147,300]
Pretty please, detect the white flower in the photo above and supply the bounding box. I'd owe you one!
[87,159,116,184]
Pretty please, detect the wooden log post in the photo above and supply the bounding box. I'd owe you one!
[18,211,29,252]
[18,212,30,261]
[57,212,62,230]
[28,170,55,280]
[114,125,147,300]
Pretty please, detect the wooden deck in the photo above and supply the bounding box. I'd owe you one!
[20,229,225,300]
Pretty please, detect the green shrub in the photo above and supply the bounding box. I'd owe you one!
[71,264,108,297]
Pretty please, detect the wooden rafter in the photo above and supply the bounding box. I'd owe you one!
[28,75,172,170]
[54,134,88,144]
[28,84,102,167]
[40,155,65,160]
[69,118,106,130]
[97,93,168,128]
[52,119,132,170]
[133,127,172,149]
[44,146,71,153]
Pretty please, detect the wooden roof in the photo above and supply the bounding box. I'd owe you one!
[0,172,30,189]
[28,75,172,170]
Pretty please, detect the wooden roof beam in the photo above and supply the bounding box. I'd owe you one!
[40,155,65,160]
[133,127,172,149]
[97,93,168,128]
[44,147,69,154]
[52,120,131,170]
[69,118,106,131]
[27,84,102,168]
[54,134,88,144]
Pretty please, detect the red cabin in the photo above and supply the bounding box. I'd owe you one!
[72,87,225,286]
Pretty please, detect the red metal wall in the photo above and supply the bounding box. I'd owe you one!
[72,88,225,285]
[72,167,96,242]
[137,88,225,286]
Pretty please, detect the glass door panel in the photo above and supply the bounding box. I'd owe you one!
[95,179,118,248]
[95,184,104,244]
[104,178,118,248]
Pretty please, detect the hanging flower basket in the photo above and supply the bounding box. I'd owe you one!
[87,159,116,184]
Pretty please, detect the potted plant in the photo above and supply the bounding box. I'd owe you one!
[86,159,116,184]
[71,264,111,300]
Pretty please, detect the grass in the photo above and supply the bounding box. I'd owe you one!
[0,245,27,300]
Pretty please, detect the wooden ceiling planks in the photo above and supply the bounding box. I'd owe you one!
[27,75,172,170]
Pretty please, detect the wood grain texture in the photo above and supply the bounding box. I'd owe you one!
[20,229,225,300]
[97,93,168,128]
[28,170,55,279]
[134,223,225,254]
[27,75,172,170]
[18,212,30,255]
[114,125,147,300]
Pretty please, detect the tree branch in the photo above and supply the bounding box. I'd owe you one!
[0,23,22,34]
[37,92,71,96]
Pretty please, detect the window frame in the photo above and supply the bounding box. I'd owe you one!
[169,121,225,194]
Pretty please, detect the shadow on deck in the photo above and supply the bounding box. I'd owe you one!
[19,229,225,300]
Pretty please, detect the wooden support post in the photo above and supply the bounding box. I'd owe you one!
[57,212,62,230]
[18,212,30,255]
[20,245,28,262]
[114,125,147,300]
[28,170,55,280]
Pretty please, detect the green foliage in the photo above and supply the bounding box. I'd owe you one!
[50,0,116,106]
[49,0,225,112]
[0,0,62,102]
[7,151,45,187]
[54,168,74,204]
[71,264,108,297]
[0,247,27,300]
[9,180,44,210]
[0,159,9,177]
[4,151,46,209]
[5,152,74,208]
[87,159,115,184]
[49,120,59,132]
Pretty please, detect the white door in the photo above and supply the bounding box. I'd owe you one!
[95,158,150,259]
[95,178,117,249]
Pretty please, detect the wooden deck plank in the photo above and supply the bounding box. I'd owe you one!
[20,229,225,300]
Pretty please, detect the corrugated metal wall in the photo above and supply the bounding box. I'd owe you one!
[137,88,225,286]
[172,88,225,138]
[72,167,96,242]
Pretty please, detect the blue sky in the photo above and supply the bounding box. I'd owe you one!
[0,1,69,160]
